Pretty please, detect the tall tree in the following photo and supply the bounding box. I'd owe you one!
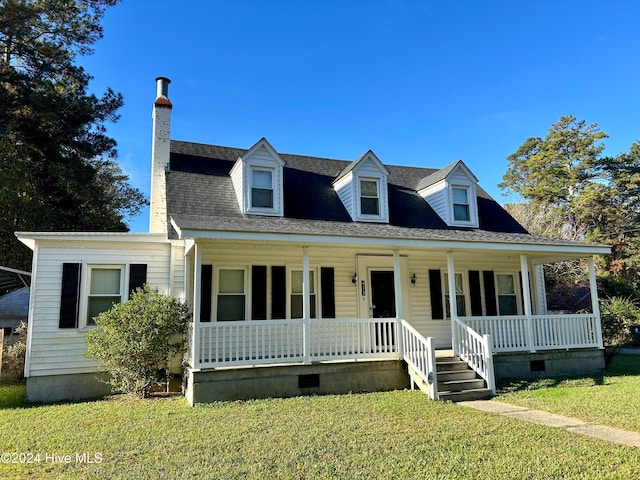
[0,0,146,270]
[500,115,640,283]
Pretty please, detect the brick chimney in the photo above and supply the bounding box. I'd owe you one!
[150,76,172,234]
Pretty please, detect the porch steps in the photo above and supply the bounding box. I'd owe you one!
[436,356,493,402]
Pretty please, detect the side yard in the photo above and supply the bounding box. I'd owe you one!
[497,353,640,432]
[1,381,640,479]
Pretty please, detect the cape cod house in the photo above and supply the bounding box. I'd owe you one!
[17,78,609,404]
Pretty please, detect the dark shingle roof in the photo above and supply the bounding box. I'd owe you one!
[166,140,537,244]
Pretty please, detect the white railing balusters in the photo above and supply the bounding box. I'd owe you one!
[452,316,496,395]
[400,319,437,400]
[466,314,601,352]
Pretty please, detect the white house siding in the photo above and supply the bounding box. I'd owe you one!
[198,244,358,320]
[194,243,531,350]
[419,181,448,224]
[170,240,186,301]
[229,159,244,213]
[406,251,529,348]
[27,239,174,378]
[333,173,354,220]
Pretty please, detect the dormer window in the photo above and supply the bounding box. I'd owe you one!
[452,186,470,222]
[417,160,480,228]
[360,178,380,216]
[230,138,285,217]
[251,168,274,209]
[333,150,390,223]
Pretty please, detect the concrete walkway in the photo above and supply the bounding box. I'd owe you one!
[458,400,640,448]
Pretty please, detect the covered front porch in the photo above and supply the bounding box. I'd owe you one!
[182,238,607,403]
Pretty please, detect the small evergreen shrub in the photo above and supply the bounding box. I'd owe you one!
[599,296,640,367]
[85,286,190,397]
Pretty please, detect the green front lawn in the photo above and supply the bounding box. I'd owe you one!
[497,353,640,433]
[1,384,640,479]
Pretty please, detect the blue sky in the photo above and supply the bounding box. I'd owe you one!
[82,1,640,232]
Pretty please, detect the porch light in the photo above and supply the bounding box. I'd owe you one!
[410,273,417,286]
[352,272,358,284]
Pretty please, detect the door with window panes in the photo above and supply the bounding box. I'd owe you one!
[443,272,466,318]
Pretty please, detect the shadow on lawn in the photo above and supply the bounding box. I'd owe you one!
[497,353,640,394]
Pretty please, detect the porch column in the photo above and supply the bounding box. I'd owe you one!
[191,243,202,370]
[520,254,536,352]
[588,256,604,348]
[302,246,311,364]
[447,252,459,356]
[393,249,404,358]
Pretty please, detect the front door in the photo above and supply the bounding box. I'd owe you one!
[370,270,396,318]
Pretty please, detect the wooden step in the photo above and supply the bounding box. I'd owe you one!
[438,388,493,402]
[437,378,486,393]
[435,359,469,371]
[437,370,478,382]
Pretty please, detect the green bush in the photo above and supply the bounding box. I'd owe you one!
[85,286,190,397]
[599,296,640,367]
[1,322,27,382]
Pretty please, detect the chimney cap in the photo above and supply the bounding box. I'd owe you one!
[154,76,172,108]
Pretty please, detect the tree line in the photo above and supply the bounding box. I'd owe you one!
[501,114,640,289]
[0,0,145,272]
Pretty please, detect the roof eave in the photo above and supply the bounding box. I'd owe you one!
[174,227,611,256]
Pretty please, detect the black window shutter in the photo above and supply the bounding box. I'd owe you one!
[59,263,81,329]
[469,270,483,316]
[429,269,444,320]
[483,271,497,316]
[271,266,286,319]
[320,267,336,319]
[128,263,147,296]
[200,264,213,322]
[252,266,267,320]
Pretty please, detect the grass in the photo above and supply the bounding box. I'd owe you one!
[1,385,640,479]
[497,354,640,432]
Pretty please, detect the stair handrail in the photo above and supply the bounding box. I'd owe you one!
[400,319,438,399]
[452,316,496,394]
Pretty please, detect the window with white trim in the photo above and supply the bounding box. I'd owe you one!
[86,266,124,325]
[452,186,471,222]
[251,168,274,209]
[290,269,317,318]
[217,268,246,321]
[496,273,518,315]
[444,272,466,317]
[360,178,380,216]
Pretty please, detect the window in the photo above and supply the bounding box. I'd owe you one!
[251,168,274,209]
[217,269,246,321]
[87,267,123,325]
[452,186,471,222]
[496,274,518,315]
[290,270,317,318]
[444,272,466,317]
[360,179,380,216]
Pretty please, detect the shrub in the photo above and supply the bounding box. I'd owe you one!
[1,322,27,382]
[85,286,190,397]
[599,296,640,367]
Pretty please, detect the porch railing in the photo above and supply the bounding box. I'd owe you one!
[401,319,438,399]
[464,313,601,353]
[452,316,496,394]
[195,317,400,369]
